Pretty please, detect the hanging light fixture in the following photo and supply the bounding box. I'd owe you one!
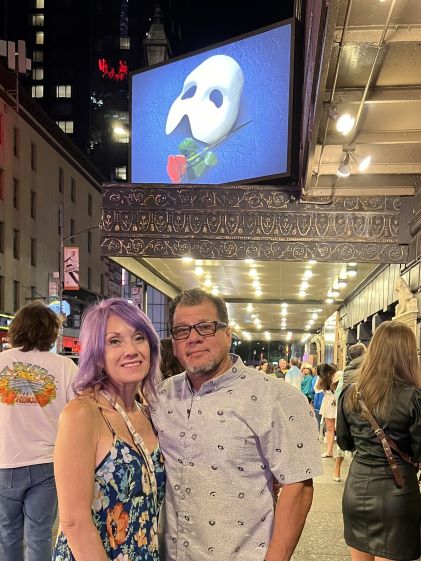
[328,106,355,135]
[336,152,351,177]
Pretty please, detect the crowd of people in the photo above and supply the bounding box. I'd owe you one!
[0,291,420,561]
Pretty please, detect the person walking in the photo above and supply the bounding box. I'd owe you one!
[0,302,77,561]
[150,288,322,561]
[315,363,339,458]
[337,320,421,561]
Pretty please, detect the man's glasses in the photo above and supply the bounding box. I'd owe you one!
[170,321,228,340]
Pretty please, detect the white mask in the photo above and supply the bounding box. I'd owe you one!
[166,54,244,145]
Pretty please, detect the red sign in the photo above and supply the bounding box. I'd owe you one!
[98,58,128,81]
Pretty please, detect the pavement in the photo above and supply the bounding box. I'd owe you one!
[291,444,352,561]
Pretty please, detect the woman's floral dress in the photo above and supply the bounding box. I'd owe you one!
[53,428,165,560]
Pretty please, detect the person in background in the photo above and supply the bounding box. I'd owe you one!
[256,358,269,372]
[0,302,77,561]
[160,337,183,379]
[343,342,366,388]
[151,288,322,561]
[337,321,421,561]
[315,363,339,458]
[53,298,165,561]
[300,363,314,403]
[276,357,289,380]
[285,356,303,391]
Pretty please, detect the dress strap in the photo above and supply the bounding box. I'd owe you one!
[97,405,116,437]
[99,389,158,511]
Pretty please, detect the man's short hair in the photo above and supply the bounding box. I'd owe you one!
[348,342,366,360]
[168,288,229,327]
[8,301,61,352]
[290,356,300,366]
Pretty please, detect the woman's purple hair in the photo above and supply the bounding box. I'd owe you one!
[73,298,160,398]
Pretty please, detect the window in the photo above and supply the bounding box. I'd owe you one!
[31,238,37,266]
[101,273,105,295]
[57,121,74,134]
[31,191,36,219]
[56,85,72,98]
[13,229,20,259]
[70,218,75,244]
[31,286,37,300]
[88,230,92,253]
[13,127,19,157]
[32,67,44,80]
[35,0,44,8]
[114,130,129,143]
[31,142,37,170]
[88,193,92,216]
[70,178,76,202]
[13,178,19,209]
[0,170,4,200]
[120,37,130,49]
[32,14,44,26]
[33,50,43,62]
[13,280,20,311]
[59,167,64,193]
[31,85,44,98]
[35,31,44,45]
[58,208,62,236]
[115,166,127,181]
[0,222,4,253]
[88,267,92,290]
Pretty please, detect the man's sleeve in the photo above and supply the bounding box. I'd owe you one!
[259,390,323,485]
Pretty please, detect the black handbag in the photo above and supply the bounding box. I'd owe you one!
[356,390,421,489]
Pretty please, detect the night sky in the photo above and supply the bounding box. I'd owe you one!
[159,0,296,56]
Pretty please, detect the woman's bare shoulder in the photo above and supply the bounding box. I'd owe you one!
[60,394,101,425]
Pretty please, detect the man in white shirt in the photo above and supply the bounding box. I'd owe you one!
[0,302,77,561]
[285,356,303,391]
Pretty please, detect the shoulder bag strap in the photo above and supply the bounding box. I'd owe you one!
[356,390,405,489]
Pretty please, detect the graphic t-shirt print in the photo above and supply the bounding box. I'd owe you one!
[0,362,57,406]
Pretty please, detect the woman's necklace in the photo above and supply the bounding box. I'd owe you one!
[99,389,158,509]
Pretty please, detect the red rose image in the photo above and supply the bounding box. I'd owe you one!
[167,155,187,183]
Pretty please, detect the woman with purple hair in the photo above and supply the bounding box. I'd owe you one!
[52,298,165,561]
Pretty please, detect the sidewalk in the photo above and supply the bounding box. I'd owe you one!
[292,444,352,561]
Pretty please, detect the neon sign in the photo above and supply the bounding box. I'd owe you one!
[98,58,128,81]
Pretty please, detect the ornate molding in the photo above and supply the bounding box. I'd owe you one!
[101,184,410,263]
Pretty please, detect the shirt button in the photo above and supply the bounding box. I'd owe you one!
[183,460,188,465]
[180,494,186,499]
[196,396,200,400]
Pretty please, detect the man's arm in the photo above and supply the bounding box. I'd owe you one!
[265,479,314,561]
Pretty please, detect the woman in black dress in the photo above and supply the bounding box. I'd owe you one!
[337,320,421,561]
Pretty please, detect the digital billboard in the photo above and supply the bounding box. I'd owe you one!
[130,20,296,185]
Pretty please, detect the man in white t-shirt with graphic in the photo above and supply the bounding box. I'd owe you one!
[0,302,77,561]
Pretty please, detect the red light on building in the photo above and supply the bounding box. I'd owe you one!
[98,58,128,81]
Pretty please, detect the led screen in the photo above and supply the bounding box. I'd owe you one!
[130,20,294,185]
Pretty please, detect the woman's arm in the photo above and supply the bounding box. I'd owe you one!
[336,389,355,451]
[54,398,109,561]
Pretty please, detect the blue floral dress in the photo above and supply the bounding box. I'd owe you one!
[53,415,165,560]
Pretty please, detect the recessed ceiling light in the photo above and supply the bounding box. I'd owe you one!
[247,303,253,312]
[303,270,313,279]
[326,298,334,304]
[244,258,254,264]
[211,287,219,295]
[249,269,258,278]
[347,270,357,277]
[298,291,306,297]
[311,313,318,320]
[182,256,193,263]
[338,281,347,289]
[300,281,309,290]
[281,309,287,316]
[349,262,357,267]
[255,289,262,297]
[195,266,204,276]
[281,302,288,308]
[203,278,212,287]
[252,280,261,289]
[308,260,317,265]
